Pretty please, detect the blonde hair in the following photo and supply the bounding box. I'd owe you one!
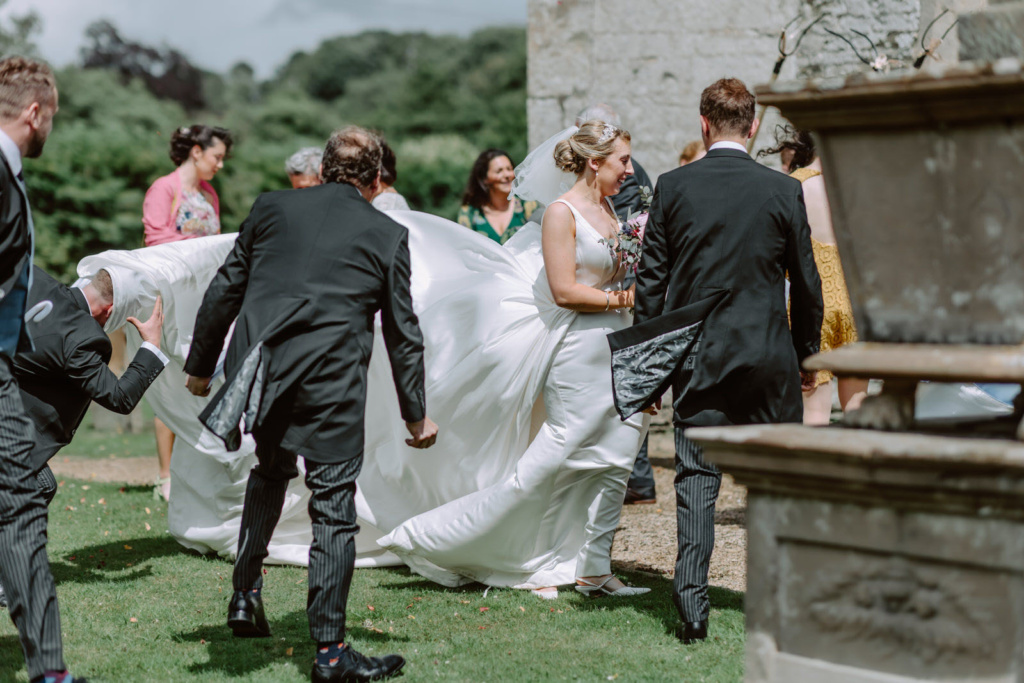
[553,120,631,175]
[679,140,705,165]
[0,57,56,122]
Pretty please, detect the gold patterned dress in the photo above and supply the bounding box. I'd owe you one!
[791,167,858,387]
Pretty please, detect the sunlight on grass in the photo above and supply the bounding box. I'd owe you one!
[0,480,744,681]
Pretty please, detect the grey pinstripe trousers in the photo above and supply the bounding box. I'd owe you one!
[672,429,722,622]
[233,442,362,644]
[0,357,65,680]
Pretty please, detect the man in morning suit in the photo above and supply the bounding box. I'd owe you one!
[634,78,823,644]
[0,57,90,683]
[184,125,438,683]
[0,267,165,609]
[13,267,167,504]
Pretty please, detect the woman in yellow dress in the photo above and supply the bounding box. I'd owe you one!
[766,128,868,424]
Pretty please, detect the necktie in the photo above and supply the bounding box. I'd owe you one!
[15,169,34,289]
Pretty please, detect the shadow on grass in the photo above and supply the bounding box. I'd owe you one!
[175,609,409,677]
[0,634,25,681]
[51,535,201,586]
[566,569,745,637]
[371,565,744,639]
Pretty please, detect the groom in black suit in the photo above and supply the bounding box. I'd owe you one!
[185,126,437,683]
[634,78,822,644]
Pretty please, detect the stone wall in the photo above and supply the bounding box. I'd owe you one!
[526,0,963,180]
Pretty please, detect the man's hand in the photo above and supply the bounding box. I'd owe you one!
[406,417,439,449]
[127,296,164,348]
[641,395,662,416]
[185,374,212,397]
[800,370,817,392]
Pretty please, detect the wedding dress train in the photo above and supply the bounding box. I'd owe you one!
[77,204,648,585]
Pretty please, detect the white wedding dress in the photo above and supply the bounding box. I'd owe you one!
[376,200,648,588]
[76,198,648,586]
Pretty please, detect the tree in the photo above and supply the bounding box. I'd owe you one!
[0,0,40,58]
[80,20,207,111]
[25,25,529,281]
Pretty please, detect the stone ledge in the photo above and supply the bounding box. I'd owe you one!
[803,342,1024,382]
[688,423,1024,517]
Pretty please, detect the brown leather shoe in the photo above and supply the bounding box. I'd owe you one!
[623,487,656,505]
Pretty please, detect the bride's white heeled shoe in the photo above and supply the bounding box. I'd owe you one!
[574,575,650,597]
[531,587,559,600]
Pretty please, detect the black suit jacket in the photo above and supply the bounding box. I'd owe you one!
[12,267,166,470]
[612,158,653,222]
[634,148,823,428]
[0,146,33,357]
[184,182,427,463]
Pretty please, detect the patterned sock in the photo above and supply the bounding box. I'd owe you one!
[316,642,347,667]
[41,671,71,683]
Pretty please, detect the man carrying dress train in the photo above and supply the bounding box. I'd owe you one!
[185,125,438,683]
[633,78,822,644]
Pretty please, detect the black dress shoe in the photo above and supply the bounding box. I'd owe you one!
[312,646,405,682]
[677,620,708,644]
[623,487,656,505]
[227,590,271,638]
[0,579,7,609]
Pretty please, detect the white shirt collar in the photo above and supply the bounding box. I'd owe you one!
[708,141,749,155]
[0,128,22,177]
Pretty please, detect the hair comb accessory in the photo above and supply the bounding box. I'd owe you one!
[597,124,617,144]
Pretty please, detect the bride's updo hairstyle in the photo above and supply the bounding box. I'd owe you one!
[553,120,631,176]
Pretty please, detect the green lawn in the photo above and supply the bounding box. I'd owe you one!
[0,480,745,682]
[61,402,158,460]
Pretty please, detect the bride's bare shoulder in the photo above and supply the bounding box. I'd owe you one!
[541,199,575,234]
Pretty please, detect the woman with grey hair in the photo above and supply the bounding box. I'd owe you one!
[285,146,322,189]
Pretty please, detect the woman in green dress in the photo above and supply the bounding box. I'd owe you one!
[457,148,537,244]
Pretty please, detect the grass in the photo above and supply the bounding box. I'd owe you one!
[0,479,745,682]
[61,402,158,460]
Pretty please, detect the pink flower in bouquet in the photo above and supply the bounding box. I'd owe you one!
[626,212,647,241]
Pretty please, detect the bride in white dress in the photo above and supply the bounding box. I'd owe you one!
[377,121,651,597]
[76,122,651,596]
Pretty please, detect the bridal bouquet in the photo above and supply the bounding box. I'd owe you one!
[603,185,652,274]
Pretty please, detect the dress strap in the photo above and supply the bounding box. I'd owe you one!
[789,168,822,183]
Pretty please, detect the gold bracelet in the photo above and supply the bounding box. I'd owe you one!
[604,291,611,311]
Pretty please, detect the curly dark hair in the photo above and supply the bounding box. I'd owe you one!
[380,139,398,186]
[169,124,233,166]
[461,148,513,210]
[758,124,816,171]
[321,125,383,189]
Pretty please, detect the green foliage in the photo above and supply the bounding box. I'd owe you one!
[0,477,745,681]
[27,68,186,280]
[395,134,479,219]
[0,0,41,58]
[23,25,527,281]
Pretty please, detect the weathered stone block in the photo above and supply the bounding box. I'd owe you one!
[959,1,1024,61]
[692,423,1024,683]
[760,65,1024,345]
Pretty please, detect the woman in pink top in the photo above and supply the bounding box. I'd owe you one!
[143,124,232,246]
[143,124,233,500]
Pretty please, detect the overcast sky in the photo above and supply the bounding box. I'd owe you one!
[1,0,527,77]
